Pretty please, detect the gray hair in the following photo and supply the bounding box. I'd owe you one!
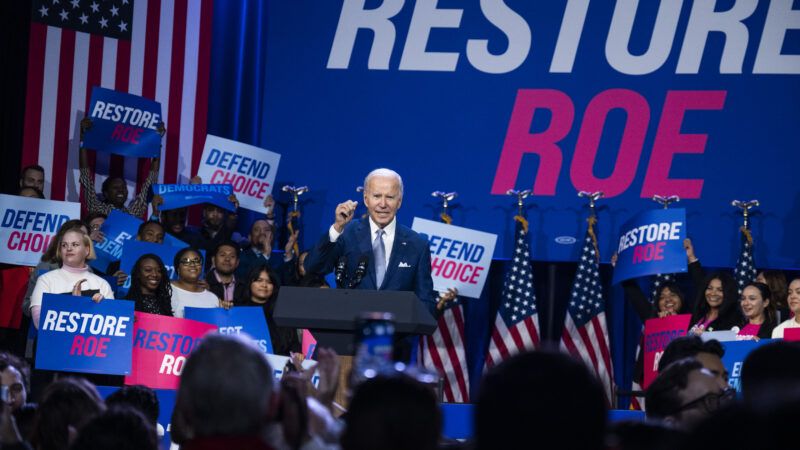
[174,334,274,437]
[364,168,404,197]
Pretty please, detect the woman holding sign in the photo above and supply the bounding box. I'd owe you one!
[126,254,173,316]
[170,248,220,318]
[772,278,800,338]
[242,264,300,356]
[737,282,777,340]
[29,230,115,328]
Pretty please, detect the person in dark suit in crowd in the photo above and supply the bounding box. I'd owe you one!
[304,168,455,316]
[206,241,247,309]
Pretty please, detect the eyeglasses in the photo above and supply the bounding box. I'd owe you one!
[179,258,203,266]
[669,388,736,416]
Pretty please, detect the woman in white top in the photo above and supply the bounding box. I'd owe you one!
[170,247,220,318]
[30,229,115,328]
[772,278,800,338]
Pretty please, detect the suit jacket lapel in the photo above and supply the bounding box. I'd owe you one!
[382,225,405,289]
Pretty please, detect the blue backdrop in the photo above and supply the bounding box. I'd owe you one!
[208,0,800,404]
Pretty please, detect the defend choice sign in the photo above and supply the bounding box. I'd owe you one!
[125,312,217,390]
[0,195,79,266]
[36,294,134,375]
[613,209,687,285]
[83,87,162,158]
[196,135,281,212]
[642,314,692,389]
[412,218,497,299]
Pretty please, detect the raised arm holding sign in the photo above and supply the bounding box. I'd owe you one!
[79,116,162,218]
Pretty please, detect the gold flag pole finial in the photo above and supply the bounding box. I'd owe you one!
[432,191,458,224]
[732,199,759,243]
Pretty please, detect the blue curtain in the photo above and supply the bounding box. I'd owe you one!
[208,0,270,233]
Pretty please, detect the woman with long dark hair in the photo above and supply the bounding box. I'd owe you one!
[126,254,173,316]
[738,282,777,340]
[689,272,742,334]
[242,264,300,356]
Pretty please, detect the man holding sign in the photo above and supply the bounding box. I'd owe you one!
[79,106,163,217]
[305,168,456,316]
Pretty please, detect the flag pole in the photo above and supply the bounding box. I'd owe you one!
[578,191,604,261]
[281,185,309,255]
[432,191,458,224]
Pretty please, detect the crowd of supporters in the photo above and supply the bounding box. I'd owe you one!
[2,154,800,449]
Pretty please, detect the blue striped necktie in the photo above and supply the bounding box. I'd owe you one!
[373,229,386,289]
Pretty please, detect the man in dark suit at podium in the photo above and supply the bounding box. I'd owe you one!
[305,168,456,316]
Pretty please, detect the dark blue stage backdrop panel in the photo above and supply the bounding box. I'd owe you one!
[260,0,800,270]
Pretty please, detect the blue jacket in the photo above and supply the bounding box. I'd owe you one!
[304,218,437,316]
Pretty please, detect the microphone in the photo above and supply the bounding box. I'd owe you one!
[335,255,348,288]
[349,254,369,288]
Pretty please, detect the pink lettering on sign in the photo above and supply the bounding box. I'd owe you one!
[570,89,649,197]
[110,124,144,144]
[492,89,726,199]
[491,89,574,196]
[642,91,727,199]
[69,335,110,357]
[431,257,483,285]
[632,242,666,264]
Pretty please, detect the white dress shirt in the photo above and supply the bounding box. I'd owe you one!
[328,217,396,268]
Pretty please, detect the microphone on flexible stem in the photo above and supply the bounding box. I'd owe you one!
[349,254,369,288]
[335,255,348,288]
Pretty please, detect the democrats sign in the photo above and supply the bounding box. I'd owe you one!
[83,87,162,158]
[642,314,691,388]
[125,312,217,390]
[613,209,687,284]
[412,218,497,299]
[185,306,274,354]
[118,240,185,297]
[0,195,79,266]
[36,294,134,375]
[154,183,235,212]
[264,2,800,270]
[196,135,281,212]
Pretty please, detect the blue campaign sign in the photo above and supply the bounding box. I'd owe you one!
[184,306,273,354]
[91,210,189,272]
[262,2,800,269]
[36,293,135,375]
[154,184,235,212]
[613,209,687,284]
[97,386,176,449]
[722,339,774,393]
[83,87,162,158]
[91,210,141,272]
[117,240,185,297]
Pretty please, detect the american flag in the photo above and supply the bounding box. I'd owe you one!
[560,216,615,406]
[420,214,470,403]
[420,298,470,402]
[734,226,756,294]
[23,0,212,206]
[484,216,539,370]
